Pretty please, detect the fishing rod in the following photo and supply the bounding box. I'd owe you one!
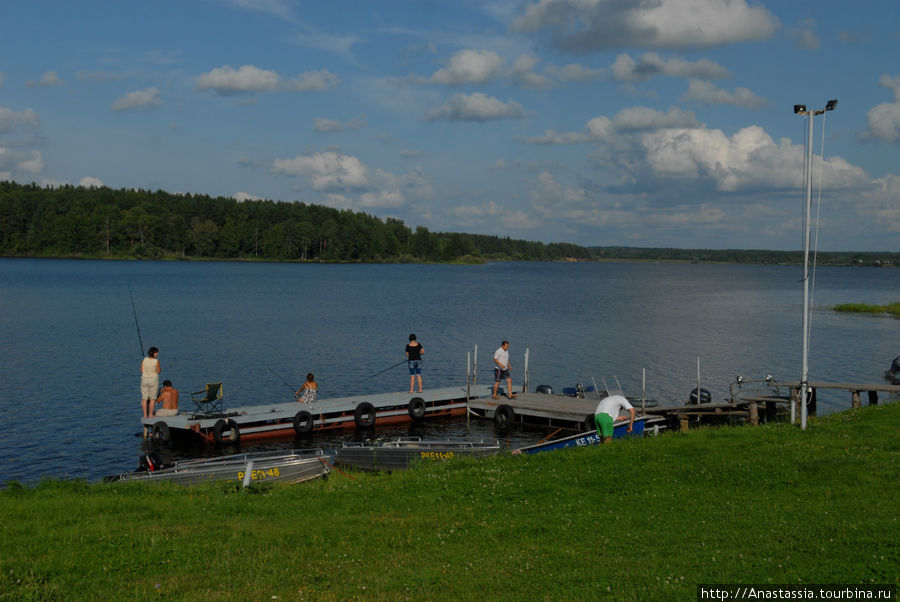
[354,359,409,384]
[268,367,299,395]
[127,283,145,357]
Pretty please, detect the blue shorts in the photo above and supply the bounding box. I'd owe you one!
[494,367,510,382]
[408,360,422,375]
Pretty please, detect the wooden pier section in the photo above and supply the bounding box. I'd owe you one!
[644,380,900,433]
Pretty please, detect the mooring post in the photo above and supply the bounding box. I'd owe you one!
[852,390,861,409]
[868,391,878,406]
[749,401,759,426]
[679,416,689,433]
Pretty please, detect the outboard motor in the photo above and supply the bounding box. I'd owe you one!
[136,452,164,472]
[887,355,900,384]
[535,384,553,395]
[688,387,712,405]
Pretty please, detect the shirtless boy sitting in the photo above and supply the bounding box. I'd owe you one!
[155,380,179,417]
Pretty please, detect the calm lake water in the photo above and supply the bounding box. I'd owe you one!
[0,258,897,484]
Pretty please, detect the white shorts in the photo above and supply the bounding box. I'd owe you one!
[141,378,158,401]
[156,408,178,417]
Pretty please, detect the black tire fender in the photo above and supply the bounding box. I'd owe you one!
[689,387,712,405]
[354,402,376,428]
[151,421,171,443]
[408,397,426,420]
[213,418,240,444]
[494,404,515,429]
[293,410,313,434]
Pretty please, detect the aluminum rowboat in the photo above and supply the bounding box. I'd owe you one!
[105,449,331,485]
[335,437,500,471]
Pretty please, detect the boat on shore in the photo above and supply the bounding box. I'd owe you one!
[104,449,331,485]
[335,437,500,471]
[514,416,656,455]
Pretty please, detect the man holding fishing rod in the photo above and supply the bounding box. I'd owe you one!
[140,347,161,419]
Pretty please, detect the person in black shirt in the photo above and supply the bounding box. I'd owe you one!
[405,333,424,393]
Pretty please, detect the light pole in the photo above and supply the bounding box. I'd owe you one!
[793,99,837,430]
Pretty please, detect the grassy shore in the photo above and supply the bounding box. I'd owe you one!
[833,302,900,317]
[2,404,897,601]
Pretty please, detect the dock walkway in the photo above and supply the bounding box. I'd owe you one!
[467,390,657,430]
[142,385,493,444]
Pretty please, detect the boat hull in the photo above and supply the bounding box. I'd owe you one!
[517,417,647,455]
[335,438,500,471]
[106,449,331,485]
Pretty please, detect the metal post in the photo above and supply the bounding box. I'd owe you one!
[800,108,814,431]
[642,368,646,413]
[696,357,701,404]
[242,461,254,488]
[523,348,529,394]
[793,99,836,430]
[466,351,471,428]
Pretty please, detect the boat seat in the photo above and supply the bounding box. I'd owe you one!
[191,382,224,415]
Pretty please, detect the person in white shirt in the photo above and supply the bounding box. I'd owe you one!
[492,340,515,400]
[140,347,161,418]
[594,394,635,443]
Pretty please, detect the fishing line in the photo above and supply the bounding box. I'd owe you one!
[354,359,408,384]
[268,366,299,394]
[127,283,145,357]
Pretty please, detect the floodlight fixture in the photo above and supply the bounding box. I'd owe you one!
[825,99,838,111]
[794,104,807,114]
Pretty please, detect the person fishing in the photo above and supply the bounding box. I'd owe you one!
[406,334,424,393]
[140,347,161,419]
[296,373,318,403]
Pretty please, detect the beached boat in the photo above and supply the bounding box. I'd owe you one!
[105,449,331,485]
[514,417,652,455]
[335,437,500,471]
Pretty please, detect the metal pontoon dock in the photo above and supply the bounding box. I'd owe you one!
[142,385,494,444]
[467,390,658,431]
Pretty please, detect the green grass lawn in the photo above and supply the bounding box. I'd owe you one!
[2,404,898,600]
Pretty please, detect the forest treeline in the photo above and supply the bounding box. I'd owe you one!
[0,181,591,262]
[1,181,896,266]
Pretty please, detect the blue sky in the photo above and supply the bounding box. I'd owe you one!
[1,0,898,250]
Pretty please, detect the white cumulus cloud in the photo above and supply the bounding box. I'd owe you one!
[271,151,369,191]
[111,87,163,112]
[79,177,104,188]
[611,53,731,83]
[858,75,900,144]
[425,92,528,122]
[681,80,767,108]
[420,49,506,85]
[513,0,779,52]
[197,65,280,94]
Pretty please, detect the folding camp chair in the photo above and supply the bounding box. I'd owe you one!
[191,382,224,414]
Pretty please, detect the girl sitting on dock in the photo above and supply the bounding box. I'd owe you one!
[296,373,318,403]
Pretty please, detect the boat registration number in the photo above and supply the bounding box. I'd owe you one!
[419,451,455,461]
[237,467,281,480]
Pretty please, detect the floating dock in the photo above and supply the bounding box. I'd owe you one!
[142,385,493,444]
[467,389,659,431]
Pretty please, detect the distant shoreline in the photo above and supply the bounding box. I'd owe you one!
[1,250,897,268]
